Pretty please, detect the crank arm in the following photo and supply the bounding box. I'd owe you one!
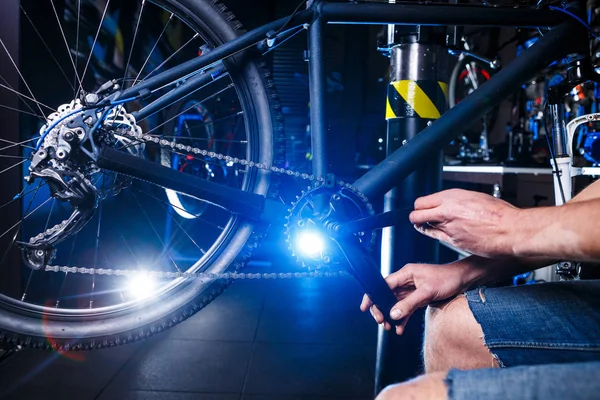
[333,209,411,236]
[331,236,400,325]
[97,146,267,220]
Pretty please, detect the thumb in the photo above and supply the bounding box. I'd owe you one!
[389,289,431,321]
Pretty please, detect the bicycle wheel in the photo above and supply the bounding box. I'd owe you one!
[0,0,283,349]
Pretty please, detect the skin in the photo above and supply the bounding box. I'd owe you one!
[361,180,600,399]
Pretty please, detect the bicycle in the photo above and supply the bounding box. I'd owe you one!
[0,0,595,350]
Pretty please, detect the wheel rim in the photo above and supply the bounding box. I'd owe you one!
[0,0,267,321]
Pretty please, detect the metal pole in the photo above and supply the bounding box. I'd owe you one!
[353,21,584,199]
[375,28,449,393]
[308,1,329,178]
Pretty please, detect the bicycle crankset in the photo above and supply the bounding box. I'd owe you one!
[285,180,375,269]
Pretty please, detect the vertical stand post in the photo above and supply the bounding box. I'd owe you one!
[375,28,449,393]
[0,0,22,297]
[308,1,328,178]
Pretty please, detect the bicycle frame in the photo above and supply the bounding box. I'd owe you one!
[100,1,586,223]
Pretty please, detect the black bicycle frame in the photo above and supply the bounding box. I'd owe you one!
[100,1,586,221]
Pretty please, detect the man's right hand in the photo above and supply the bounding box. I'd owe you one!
[360,259,484,335]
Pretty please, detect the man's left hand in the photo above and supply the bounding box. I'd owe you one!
[409,189,520,258]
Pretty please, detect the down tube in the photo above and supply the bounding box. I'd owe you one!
[353,21,583,199]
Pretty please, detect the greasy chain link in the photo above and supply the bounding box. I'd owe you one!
[44,126,371,280]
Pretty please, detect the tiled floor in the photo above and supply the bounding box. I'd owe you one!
[0,265,380,400]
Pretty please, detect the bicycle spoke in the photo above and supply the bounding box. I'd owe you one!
[132,186,226,231]
[154,197,206,255]
[78,0,111,98]
[46,1,80,91]
[0,197,52,242]
[133,13,174,85]
[122,0,147,86]
[74,0,81,96]
[89,200,103,309]
[0,182,43,272]
[131,190,182,273]
[0,82,55,113]
[0,103,44,119]
[0,160,27,176]
[55,234,79,308]
[142,33,199,82]
[0,155,27,160]
[0,182,47,211]
[0,39,47,119]
[0,76,46,119]
[0,137,38,152]
[120,233,141,268]
[21,270,35,302]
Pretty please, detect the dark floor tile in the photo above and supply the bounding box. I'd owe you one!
[0,385,98,400]
[216,280,267,310]
[256,307,377,345]
[99,390,240,400]
[242,396,372,400]
[106,339,252,393]
[243,343,374,398]
[167,297,262,342]
[262,276,367,312]
[0,342,141,394]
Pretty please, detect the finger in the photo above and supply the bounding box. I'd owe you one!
[395,314,412,335]
[409,208,445,225]
[384,267,413,289]
[414,192,444,210]
[413,224,452,243]
[360,294,373,312]
[370,305,385,324]
[383,321,392,331]
[390,289,431,321]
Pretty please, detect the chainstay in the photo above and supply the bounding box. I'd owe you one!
[44,265,350,279]
[122,129,373,207]
[43,123,370,279]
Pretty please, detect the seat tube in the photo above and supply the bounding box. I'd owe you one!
[307,0,328,178]
[376,26,449,393]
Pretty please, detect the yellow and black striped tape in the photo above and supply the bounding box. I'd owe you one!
[386,80,448,120]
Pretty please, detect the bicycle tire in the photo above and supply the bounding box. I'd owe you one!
[0,0,284,350]
[449,56,498,132]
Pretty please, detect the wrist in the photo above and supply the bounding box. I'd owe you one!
[509,207,547,258]
[451,255,495,289]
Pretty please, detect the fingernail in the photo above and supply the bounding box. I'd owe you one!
[390,309,402,320]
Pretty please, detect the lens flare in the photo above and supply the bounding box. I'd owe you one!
[295,231,325,257]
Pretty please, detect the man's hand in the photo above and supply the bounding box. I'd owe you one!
[360,261,479,335]
[409,188,519,258]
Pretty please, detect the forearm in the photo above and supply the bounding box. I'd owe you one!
[570,179,600,203]
[511,199,600,261]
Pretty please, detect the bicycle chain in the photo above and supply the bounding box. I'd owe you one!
[43,126,371,280]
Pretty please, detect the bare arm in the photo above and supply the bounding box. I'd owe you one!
[569,178,600,203]
[510,199,600,261]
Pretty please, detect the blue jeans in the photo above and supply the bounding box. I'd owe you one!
[445,280,600,399]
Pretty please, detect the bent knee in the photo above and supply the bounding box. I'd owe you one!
[424,295,497,372]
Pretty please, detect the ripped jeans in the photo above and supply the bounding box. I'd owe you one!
[445,280,600,400]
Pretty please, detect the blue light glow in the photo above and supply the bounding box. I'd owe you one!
[295,231,325,258]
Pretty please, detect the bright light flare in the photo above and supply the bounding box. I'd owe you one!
[127,274,157,300]
[295,230,326,257]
